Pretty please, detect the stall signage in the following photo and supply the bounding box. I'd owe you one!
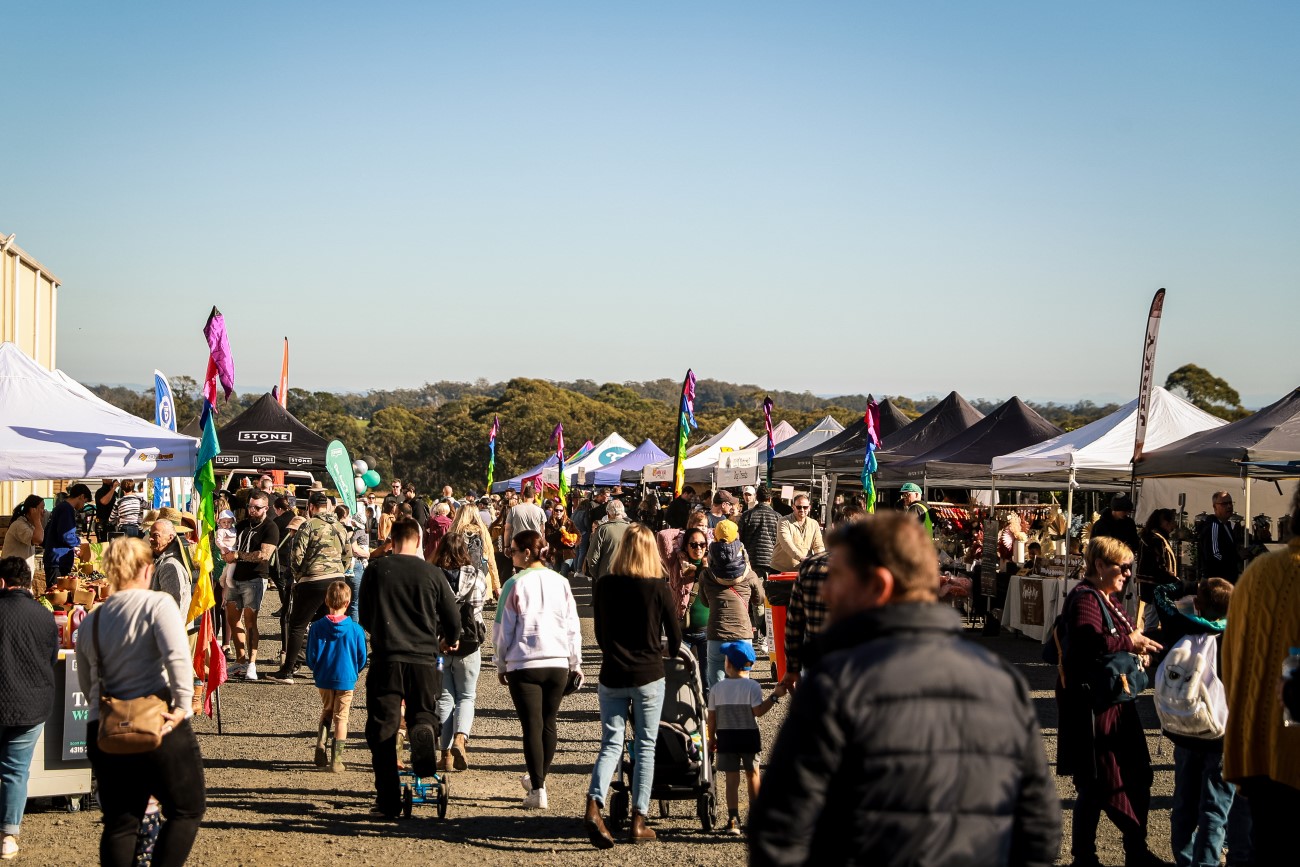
[716,466,753,487]
[63,652,89,760]
[1020,578,1044,627]
[980,519,1000,597]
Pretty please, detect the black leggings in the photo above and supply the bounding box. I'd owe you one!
[87,719,206,867]
[506,667,568,790]
[280,579,331,672]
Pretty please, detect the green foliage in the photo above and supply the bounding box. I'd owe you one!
[1165,364,1250,421]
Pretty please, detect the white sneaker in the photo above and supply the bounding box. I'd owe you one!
[244,662,258,681]
[522,787,548,810]
[520,772,533,793]
[2,835,18,860]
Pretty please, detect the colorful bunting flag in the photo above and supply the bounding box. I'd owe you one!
[861,397,881,513]
[672,369,698,497]
[486,416,500,492]
[551,423,568,506]
[763,397,775,488]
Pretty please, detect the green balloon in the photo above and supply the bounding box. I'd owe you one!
[362,470,381,488]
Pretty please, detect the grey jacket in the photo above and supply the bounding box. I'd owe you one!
[586,519,630,579]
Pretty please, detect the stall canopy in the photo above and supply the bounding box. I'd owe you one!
[636,419,757,484]
[772,399,911,481]
[491,454,558,494]
[1136,387,1300,479]
[0,342,198,481]
[771,415,845,458]
[883,397,1062,485]
[588,439,668,487]
[214,393,330,472]
[545,432,635,485]
[682,421,803,488]
[993,387,1226,485]
[823,391,986,478]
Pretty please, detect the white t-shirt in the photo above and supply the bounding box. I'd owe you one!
[709,676,763,754]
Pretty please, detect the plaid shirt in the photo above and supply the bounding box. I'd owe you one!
[784,550,830,673]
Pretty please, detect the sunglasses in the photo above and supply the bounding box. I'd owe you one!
[1104,560,1134,573]
[687,542,708,550]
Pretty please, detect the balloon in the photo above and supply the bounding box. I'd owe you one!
[353,460,368,475]
[354,477,367,495]
[362,470,381,488]
[363,455,380,470]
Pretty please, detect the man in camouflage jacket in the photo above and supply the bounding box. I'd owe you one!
[268,492,355,683]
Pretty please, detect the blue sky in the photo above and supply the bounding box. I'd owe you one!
[3,2,1296,406]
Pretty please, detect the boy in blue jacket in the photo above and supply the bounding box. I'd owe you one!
[307,581,368,772]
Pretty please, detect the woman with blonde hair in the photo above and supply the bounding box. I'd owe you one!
[76,538,204,867]
[583,523,682,848]
[1055,536,1164,867]
[448,499,501,599]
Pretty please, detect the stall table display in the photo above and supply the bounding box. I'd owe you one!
[25,650,93,803]
[1001,554,1142,641]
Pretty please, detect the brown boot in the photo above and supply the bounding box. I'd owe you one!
[584,797,615,850]
[451,732,469,771]
[438,750,454,773]
[314,724,329,767]
[628,811,656,843]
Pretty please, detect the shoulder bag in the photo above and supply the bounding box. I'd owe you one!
[93,612,169,754]
[1045,586,1148,711]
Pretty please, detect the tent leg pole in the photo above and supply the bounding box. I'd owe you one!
[1066,470,1075,557]
[1243,474,1252,547]
[214,686,223,735]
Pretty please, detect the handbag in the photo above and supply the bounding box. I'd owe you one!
[1046,586,1148,711]
[93,612,169,755]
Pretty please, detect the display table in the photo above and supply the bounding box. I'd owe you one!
[25,650,92,800]
[1001,576,1081,641]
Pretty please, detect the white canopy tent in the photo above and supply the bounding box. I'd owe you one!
[0,342,198,482]
[542,432,635,485]
[638,419,757,484]
[681,421,799,487]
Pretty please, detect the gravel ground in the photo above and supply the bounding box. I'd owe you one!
[19,582,1176,866]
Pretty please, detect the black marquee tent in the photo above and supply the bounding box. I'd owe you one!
[1136,387,1300,479]
[772,398,914,482]
[212,393,330,472]
[823,391,985,477]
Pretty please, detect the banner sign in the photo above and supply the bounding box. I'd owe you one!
[1132,288,1166,463]
[325,440,357,515]
[63,652,89,760]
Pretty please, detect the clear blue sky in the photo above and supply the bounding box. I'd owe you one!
[4,1,1296,407]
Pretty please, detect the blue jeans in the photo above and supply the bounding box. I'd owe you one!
[683,631,709,695]
[348,561,366,622]
[1224,792,1252,863]
[1170,746,1234,867]
[436,650,482,748]
[589,679,666,816]
[707,639,753,691]
[0,723,43,835]
[574,536,589,574]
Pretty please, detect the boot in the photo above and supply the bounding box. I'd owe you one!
[584,797,615,850]
[439,750,454,773]
[330,740,346,774]
[314,723,329,767]
[395,730,405,770]
[451,732,469,770]
[628,811,656,843]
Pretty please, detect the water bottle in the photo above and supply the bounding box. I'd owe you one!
[1283,648,1300,727]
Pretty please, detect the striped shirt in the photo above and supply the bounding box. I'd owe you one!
[110,492,147,527]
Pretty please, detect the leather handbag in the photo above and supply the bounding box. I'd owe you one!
[1047,586,1148,711]
[93,613,168,755]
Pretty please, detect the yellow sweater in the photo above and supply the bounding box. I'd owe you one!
[1222,537,1300,788]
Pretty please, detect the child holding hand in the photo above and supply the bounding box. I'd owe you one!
[306,580,367,772]
[707,640,788,835]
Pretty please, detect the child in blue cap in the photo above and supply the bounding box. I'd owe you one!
[707,640,788,835]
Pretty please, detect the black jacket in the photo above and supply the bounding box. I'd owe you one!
[358,554,460,664]
[749,603,1060,867]
[1090,512,1140,556]
[0,589,60,726]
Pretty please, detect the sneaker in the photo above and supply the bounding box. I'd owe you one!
[725,816,742,836]
[520,772,533,793]
[264,671,296,685]
[244,662,259,681]
[408,723,438,778]
[2,835,18,860]
[522,787,548,810]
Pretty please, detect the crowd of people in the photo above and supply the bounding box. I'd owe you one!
[1,471,1299,866]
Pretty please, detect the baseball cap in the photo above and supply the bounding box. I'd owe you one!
[742,485,756,496]
[900,483,923,495]
[714,490,736,505]
[721,641,756,671]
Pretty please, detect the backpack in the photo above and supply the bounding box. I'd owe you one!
[443,566,486,657]
[1155,633,1228,739]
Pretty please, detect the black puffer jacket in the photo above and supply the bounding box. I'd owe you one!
[739,503,780,573]
[750,603,1060,867]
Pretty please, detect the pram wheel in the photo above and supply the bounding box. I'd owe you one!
[608,789,630,831]
[437,776,449,818]
[697,792,715,832]
[658,799,670,819]
[402,785,413,819]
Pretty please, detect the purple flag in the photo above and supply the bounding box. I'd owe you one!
[203,306,236,400]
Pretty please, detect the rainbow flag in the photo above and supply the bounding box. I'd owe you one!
[486,416,500,492]
[672,369,698,497]
[552,423,568,506]
[861,397,881,513]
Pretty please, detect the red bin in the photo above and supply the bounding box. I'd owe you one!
[764,572,798,681]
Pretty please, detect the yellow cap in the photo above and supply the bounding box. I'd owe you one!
[714,519,739,544]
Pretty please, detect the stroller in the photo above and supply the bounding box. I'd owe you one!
[606,647,717,832]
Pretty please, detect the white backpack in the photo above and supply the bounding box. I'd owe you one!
[1154,633,1228,739]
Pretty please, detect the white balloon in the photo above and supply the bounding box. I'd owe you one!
[353,460,368,475]
[354,477,368,495]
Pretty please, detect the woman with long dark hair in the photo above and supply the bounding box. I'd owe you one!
[432,532,486,772]
[494,530,583,810]
[1137,509,1179,631]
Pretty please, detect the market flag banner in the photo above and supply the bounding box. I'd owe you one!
[763,397,775,487]
[486,416,500,492]
[861,396,881,513]
[192,610,226,717]
[186,401,221,625]
[551,423,569,505]
[273,337,289,487]
[153,370,177,508]
[672,369,698,497]
[325,440,357,515]
[1131,288,1167,464]
[569,440,594,465]
[203,306,236,401]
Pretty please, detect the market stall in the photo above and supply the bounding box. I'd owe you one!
[683,420,800,487]
[771,398,914,485]
[588,439,668,487]
[546,432,634,486]
[821,391,986,485]
[215,392,330,472]
[634,419,756,485]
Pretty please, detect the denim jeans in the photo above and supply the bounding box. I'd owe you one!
[1170,746,1234,867]
[1224,791,1252,863]
[682,631,709,695]
[574,536,589,574]
[588,679,666,816]
[437,650,482,748]
[707,639,753,691]
[0,723,43,835]
[348,561,366,622]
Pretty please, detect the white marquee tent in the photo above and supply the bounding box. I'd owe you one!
[636,419,757,484]
[0,342,198,482]
[543,432,635,485]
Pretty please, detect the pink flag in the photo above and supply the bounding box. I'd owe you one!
[203,306,236,400]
